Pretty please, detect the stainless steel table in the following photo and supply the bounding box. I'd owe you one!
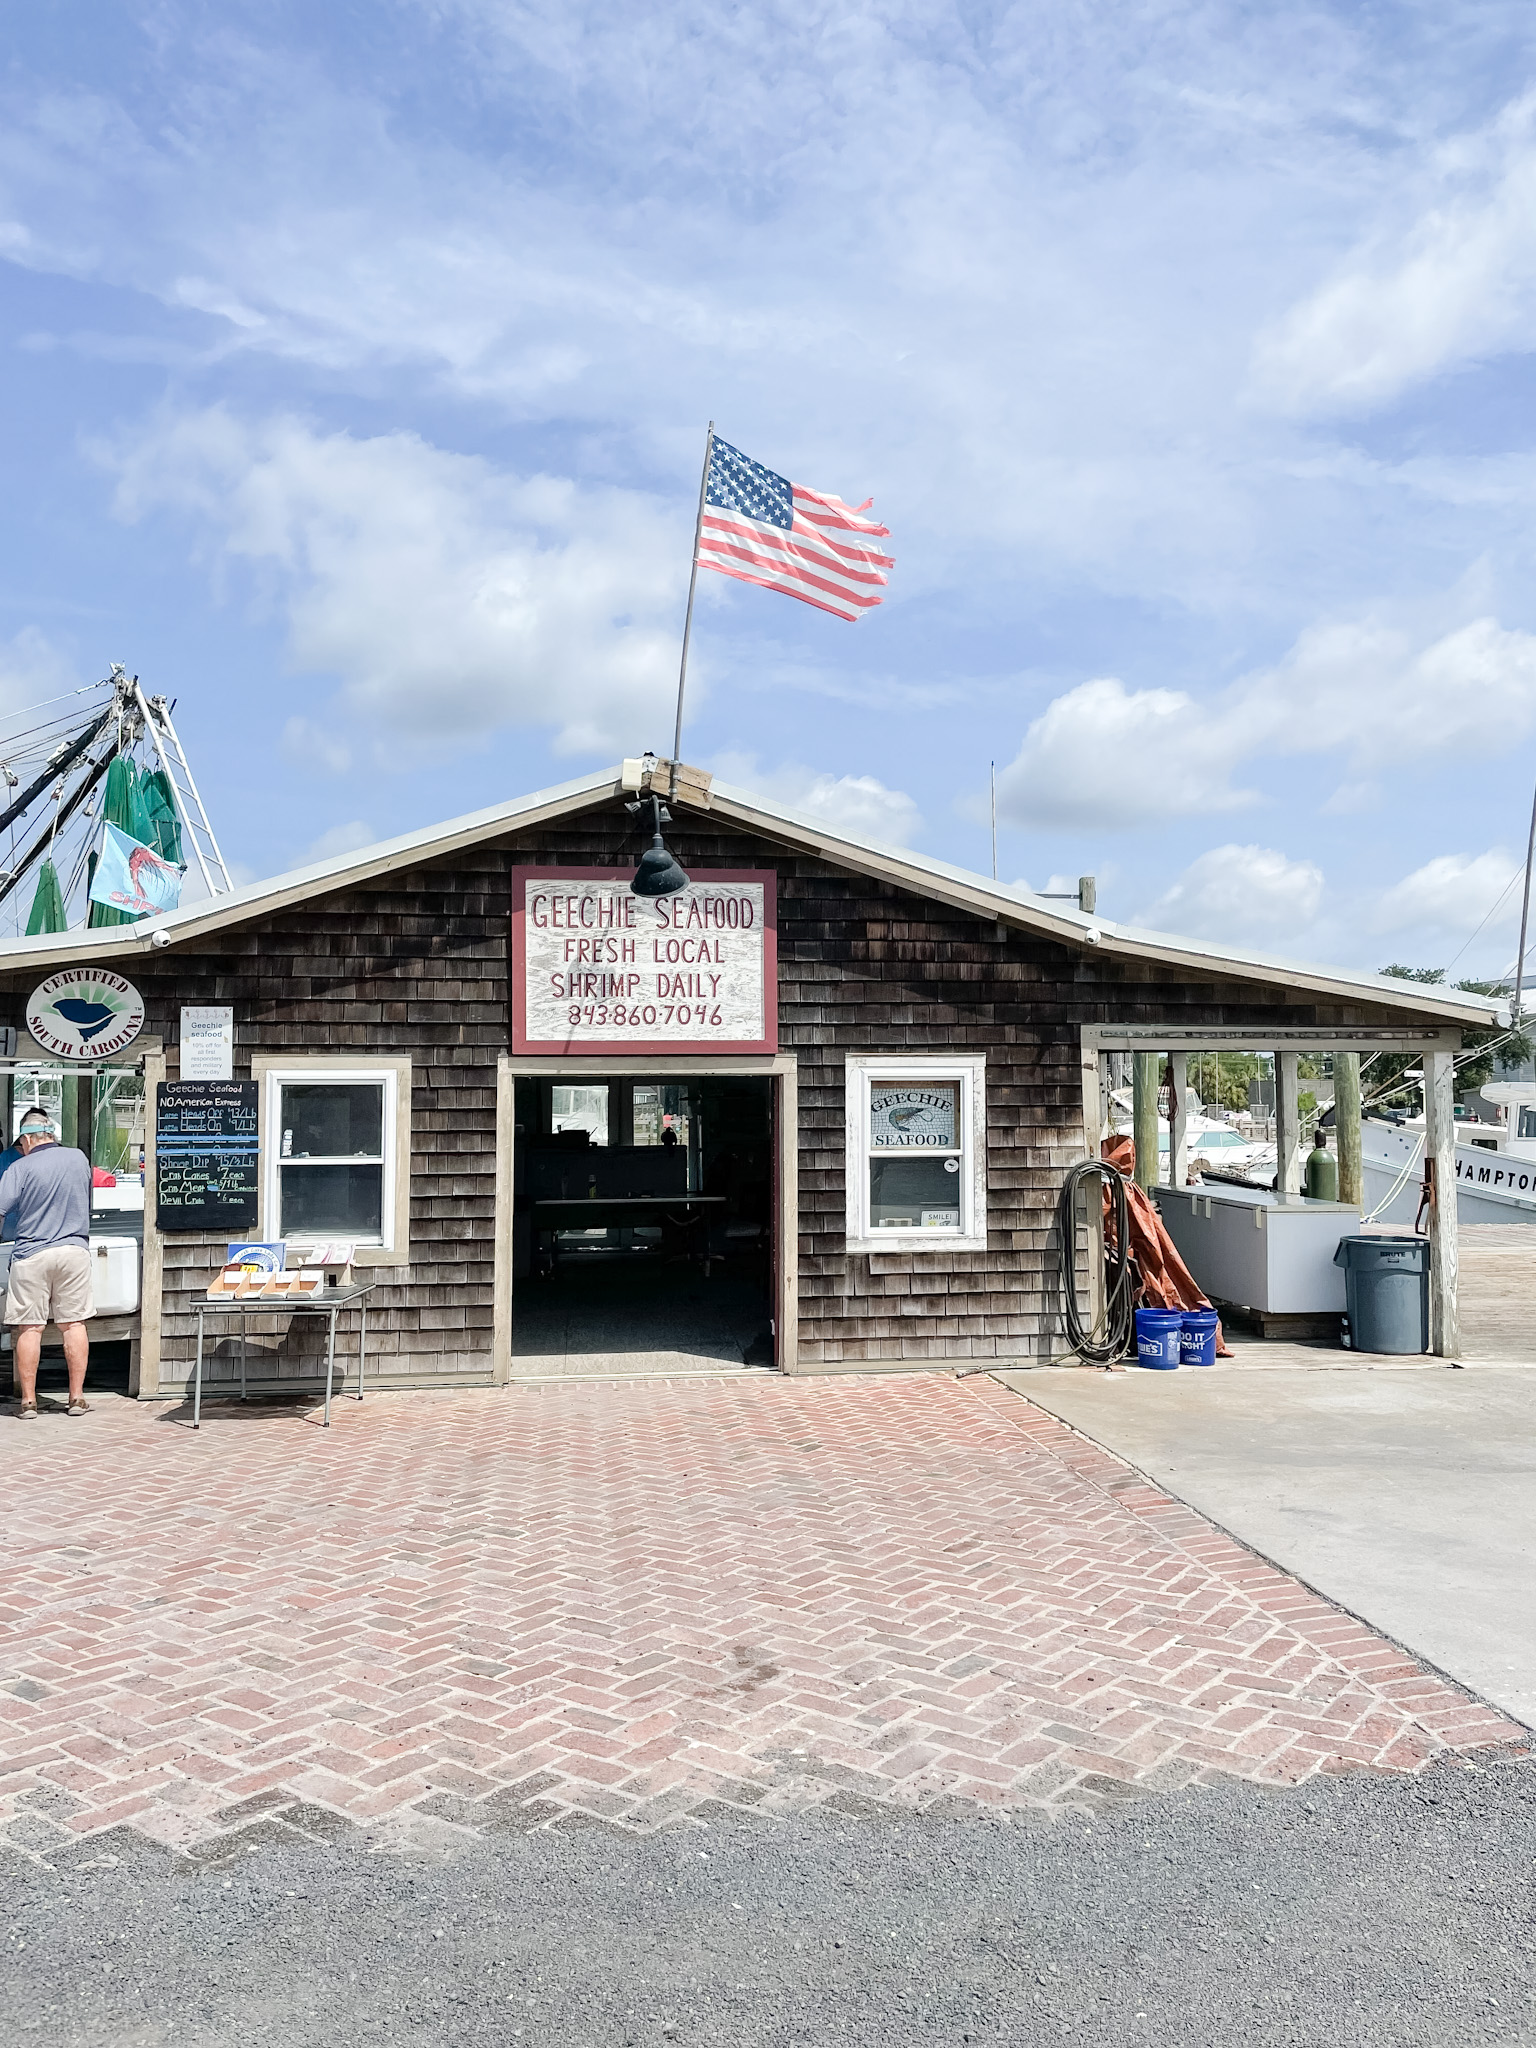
[191,1283,376,1429]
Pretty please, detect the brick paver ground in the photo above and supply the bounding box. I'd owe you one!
[0,1373,1524,1863]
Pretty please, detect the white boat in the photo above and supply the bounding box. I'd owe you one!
[1107,1089,1275,1184]
[1361,1082,1536,1225]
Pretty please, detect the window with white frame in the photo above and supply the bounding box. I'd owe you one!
[844,1055,988,1253]
[262,1066,401,1250]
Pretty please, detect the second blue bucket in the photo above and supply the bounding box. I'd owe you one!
[1134,1308,1183,1369]
[1180,1308,1219,1367]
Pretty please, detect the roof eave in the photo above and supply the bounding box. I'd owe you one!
[0,761,1505,1032]
[0,766,625,969]
[698,783,1505,1031]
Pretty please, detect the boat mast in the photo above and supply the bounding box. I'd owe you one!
[1515,772,1536,1023]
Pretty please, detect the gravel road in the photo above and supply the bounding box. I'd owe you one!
[5,1756,1533,2047]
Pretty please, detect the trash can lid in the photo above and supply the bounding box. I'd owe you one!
[1333,1233,1430,1269]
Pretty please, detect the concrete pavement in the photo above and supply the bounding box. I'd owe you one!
[1004,1364,1536,1730]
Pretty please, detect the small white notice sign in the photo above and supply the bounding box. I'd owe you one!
[512,867,777,1054]
[180,1006,234,1081]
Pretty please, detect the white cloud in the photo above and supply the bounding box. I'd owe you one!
[1138,844,1324,949]
[993,677,1255,832]
[0,627,82,721]
[1321,780,1381,816]
[993,614,1536,833]
[98,408,688,759]
[1238,616,1536,759]
[1256,96,1536,414]
[1373,849,1522,949]
[296,818,377,865]
[0,9,1491,613]
[282,717,352,777]
[709,751,923,847]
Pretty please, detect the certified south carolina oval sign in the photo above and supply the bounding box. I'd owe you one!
[26,970,145,1061]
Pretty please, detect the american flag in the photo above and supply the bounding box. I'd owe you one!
[695,437,893,622]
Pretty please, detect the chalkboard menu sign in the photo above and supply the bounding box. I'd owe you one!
[156,1080,260,1233]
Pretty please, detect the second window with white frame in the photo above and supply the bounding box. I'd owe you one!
[263,1067,399,1248]
[844,1054,988,1253]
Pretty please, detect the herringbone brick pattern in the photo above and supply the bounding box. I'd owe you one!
[0,1375,1523,1862]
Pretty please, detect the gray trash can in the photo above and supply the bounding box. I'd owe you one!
[1332,1235,1429,1355]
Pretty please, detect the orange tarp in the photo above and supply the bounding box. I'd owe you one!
[1101,1135,1233,1356]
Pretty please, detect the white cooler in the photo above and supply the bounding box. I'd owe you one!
[0,1236,140,1315]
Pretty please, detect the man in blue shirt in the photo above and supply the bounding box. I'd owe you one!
[1,1108,94,1417]
[0,1131,21,1243]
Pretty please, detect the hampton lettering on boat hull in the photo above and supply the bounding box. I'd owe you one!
[1457,1156,1536,1195]
[511,868,778,1055]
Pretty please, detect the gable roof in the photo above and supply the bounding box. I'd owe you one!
[0,763,1504,1030]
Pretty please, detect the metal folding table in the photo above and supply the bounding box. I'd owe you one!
[190,1282,376,1429]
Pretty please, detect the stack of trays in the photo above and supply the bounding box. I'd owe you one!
[207,1267,326,1301]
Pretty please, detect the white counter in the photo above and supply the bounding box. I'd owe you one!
[1154,1183,1359,1314]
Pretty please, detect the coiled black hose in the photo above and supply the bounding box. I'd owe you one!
[1054,1157,1135,1366]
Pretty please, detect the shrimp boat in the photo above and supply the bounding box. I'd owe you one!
[1361,1084,1536,1225]
[0,662,230,936]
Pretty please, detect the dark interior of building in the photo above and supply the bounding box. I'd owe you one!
[511,1074,774,1371]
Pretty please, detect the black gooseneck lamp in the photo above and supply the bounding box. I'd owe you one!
[628,790,690,897]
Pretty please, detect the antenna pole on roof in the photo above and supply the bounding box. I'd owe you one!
[670,421,715,801]
[990,762,997,880]
[1516,769,1536,1023]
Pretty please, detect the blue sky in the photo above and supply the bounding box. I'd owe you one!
[4,3,1536,973]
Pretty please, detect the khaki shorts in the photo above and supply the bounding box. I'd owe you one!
[5,1244,94,1327]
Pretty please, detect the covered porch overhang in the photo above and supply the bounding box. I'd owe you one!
[1079,1025,1465,1358]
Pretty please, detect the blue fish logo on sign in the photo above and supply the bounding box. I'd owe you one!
[89,822,184,919]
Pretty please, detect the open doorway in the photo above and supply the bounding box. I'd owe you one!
[510,1072,776,1374]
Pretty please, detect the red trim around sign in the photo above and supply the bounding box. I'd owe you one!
[511,867,778,1057]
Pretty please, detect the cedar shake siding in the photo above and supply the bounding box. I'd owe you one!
[0,796,1438,1380]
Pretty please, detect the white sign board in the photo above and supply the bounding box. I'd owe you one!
[180,1006,234,1081]
[512,868,777,1055]
[26,970,145,1061]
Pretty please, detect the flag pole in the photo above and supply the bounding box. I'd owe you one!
[670,420,715,800]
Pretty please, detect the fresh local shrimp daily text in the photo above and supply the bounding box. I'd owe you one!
[511,869,777,1055]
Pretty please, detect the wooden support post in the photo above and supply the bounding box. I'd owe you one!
[1424,1048,1460,1358]
[1079,1046,1106,1162]
[1275,1052,1303,1201]
[1132,1052,1160,1189]
[492,1056,515,1386]
[1333,1052,1362,1208]
[132,1052,166,1398]
[60,1071,92,1155]
[774,1061,799,1373]
[1168,1053,1188,1189]
[1079,1046,1108,1337]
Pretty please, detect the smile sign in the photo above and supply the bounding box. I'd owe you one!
[512,868,777,1054]
[26,970,146,1061]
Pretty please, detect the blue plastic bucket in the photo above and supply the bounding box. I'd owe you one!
[1180,1309,1219,1368]
[1134,1308,1184,1369]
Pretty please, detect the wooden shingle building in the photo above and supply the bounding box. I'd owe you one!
[0,759,1497,1395]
